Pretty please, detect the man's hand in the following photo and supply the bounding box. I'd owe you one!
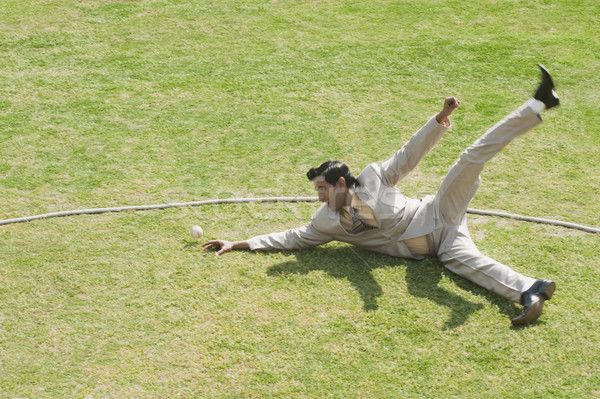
[202,239,249,256]
[435,96,461,126]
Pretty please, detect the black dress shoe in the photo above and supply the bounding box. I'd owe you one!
[534,64,560,109]
[511,279,556,326]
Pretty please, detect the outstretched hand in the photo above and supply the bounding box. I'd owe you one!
[202,240,233,256]
[436,96,461,125]
[202,239,250,256]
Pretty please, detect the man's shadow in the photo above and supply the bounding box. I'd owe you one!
[266,246,386,311]
[266,246,521,329]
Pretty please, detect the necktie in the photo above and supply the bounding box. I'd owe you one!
[349,206,376,234]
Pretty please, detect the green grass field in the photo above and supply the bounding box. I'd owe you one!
[1,0,599,397]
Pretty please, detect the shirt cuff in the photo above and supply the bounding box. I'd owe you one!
[434,115,452,128]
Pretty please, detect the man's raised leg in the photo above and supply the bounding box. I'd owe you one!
[434,63,559,226]
[434,103,542,226]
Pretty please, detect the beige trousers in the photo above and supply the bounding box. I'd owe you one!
[430,103,542,303]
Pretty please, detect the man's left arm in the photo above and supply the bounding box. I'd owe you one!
[379,97,460,186]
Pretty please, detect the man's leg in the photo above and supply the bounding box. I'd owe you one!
[434,222,555,325]
[434,223,536,303]
[434,103,542,226]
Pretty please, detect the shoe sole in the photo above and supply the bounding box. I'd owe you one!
[511,299,545,326]
[510,281,556,326]
[538,63,555,88]
[541,280,556,300]
[535,64,560,109]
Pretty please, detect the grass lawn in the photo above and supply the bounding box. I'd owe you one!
[1,0,599,397]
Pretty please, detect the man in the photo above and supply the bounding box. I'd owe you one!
[203,64,560,326]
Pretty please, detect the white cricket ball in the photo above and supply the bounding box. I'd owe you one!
[190,225,203,239]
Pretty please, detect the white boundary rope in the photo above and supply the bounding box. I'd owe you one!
[0,197,318,226]
[0,196,598,234]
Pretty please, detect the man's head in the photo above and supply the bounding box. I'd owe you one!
[307,161,358,211]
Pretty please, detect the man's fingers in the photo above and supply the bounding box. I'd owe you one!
[201,240,231,256]
[216,245,231,256]
[202,240,221,250]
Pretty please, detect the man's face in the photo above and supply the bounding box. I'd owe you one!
[313,175,346,211]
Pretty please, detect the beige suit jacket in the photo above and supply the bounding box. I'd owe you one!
[248,116,450,259]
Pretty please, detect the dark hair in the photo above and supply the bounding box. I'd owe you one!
[307,161,359,187]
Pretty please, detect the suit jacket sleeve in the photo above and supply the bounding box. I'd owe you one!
[379,116,449,186]
[247,222,332,251]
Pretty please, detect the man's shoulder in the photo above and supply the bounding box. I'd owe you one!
[310,204,342,234]
[356,163,385,206]
[311,203,334,221]
[357,162,381,182]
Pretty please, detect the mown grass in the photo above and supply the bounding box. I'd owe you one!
[1,0,599,397]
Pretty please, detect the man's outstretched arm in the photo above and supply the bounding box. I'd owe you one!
[202,223,333,256]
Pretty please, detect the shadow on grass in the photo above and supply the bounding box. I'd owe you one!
[266,246,386,312]
[266,246,521,329]
[406,257,522,329]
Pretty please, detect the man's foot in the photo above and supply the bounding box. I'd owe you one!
[534,64,560,109]
[511,279,556,326]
